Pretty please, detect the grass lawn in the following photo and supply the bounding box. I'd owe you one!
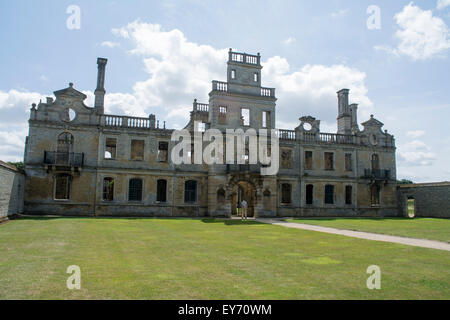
[0,217,449,299]
[287,218,450,243]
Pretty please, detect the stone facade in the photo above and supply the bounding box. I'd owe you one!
[397,182,450,218]
[0,161,25,220]
[23,50,399,217]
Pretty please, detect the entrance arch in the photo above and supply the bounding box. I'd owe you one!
[230,180,256,217]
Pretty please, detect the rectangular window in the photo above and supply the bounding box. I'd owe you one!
[105,138,117,159]
[324,152,334,170]
[325,185,334,204]
[129,178,143,201]
[241,108,250,126]
[218,106,227,124]
[231,69,236,79]
[158,141,168,162]
[254,72,258,82]
[54,175,70,200]
[262,111,270,128]
[305,151,313,170]
[306,184,313,205]
[281,184,292,204]
[345,185,352,205]
[184,180,197,203]
[281,149,292,169]
[345,153,352,171]
[103,177,114,201]
[197,122,206,132]
[157,179,167,202]
[131,140,144,160]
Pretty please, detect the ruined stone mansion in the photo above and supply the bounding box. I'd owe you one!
[23,50,399,217]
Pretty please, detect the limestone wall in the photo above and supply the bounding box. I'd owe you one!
[397,183,450,218]
[0,161,25,220]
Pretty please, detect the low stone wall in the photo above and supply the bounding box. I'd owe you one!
[0,161,25,221]
[397,182,450,218]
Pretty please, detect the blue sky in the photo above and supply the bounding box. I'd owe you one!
[0,0,449,182]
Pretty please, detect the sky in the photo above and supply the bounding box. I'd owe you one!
[0,0,449,182]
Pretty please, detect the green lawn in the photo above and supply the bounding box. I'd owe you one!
[287,217,450,243]
[0,217,449,299]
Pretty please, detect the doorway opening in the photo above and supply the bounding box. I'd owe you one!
[231,181,256,217]
[407,196,415,218]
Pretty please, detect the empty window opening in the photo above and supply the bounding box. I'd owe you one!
[184,180,197,203]
[241,108,250,126]
[371,184,380,206]
[105,138,117,159]
[281,149,292,169]
[254,72,258,82]
[281,183,292,204]
[305,151,313,170]
[157,179,167,202]
[57,132,74,153]
[158,141,169,162]
[103,177,114,201]
[231,69,236,79]
[262,111,271,128]
[407,197,415,218]
[325,185,334,204]
[345,153,352,171]
[131,140,144,160]
[306,184,313,205]
[372,154,380,170]
[217,188,225,203]
[324,152,334,170]
[129,178,143,201]
[54,175,71,200]
[345,185,352,205]
[197,122,206,132]
[218,106,227,124]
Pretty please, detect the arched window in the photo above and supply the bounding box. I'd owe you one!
[372,154,380,170]
[306,184,313,205]
[56,132,74,164]
[129,178,143,201]
[217,188,225,203]
[157,179,167,202]
[57,132,74,153]
[184,180,197,203]
[103,177,114,201]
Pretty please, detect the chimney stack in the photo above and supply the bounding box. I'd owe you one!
[94,57,108,114]
[349,103,359,133]
[337,89,352,134]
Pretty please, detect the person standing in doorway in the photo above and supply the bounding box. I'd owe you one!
[241,199,248,220]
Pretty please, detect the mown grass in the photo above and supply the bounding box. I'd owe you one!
[0,217,449,299]
[287,217,450,243]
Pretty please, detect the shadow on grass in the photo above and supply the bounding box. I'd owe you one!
[14,215,265,226]
[290,217,437,222]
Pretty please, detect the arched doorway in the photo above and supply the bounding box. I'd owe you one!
[230,181,256,217]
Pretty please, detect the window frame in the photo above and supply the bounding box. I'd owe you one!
[156,179,167,203]
[102,177,115,201]
[281,183,292,205]
[324,184,334,204]
[324,152,334,171]
[184,180,198,203]
[130,139,145,161]
[128,178,143,202]
[54,174,71,201]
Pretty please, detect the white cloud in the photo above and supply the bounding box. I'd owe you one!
[283,37,296,45]
[379,3,450,60]
[397,139,436,166]
[0,89,45,162]
[0,21,373,162]
[331,9,348,18]
[437,0,450,10]
[406,130,425,138]
[101,41,120,48]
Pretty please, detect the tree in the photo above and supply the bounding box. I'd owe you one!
[397,179,413,185]
[7,161,24,170]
